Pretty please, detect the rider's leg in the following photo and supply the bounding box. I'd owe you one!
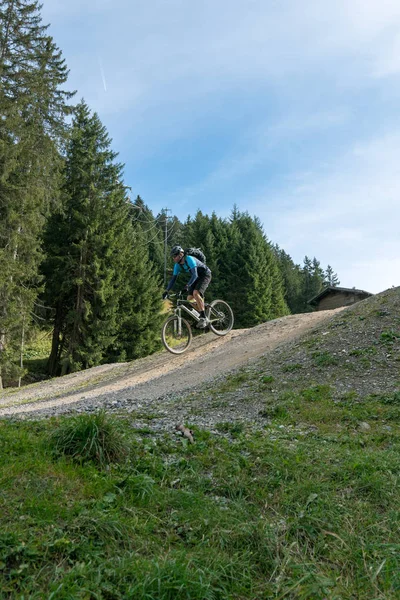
[193,289,205,313]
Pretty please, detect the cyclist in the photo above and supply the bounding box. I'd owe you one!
[163,245,212,328]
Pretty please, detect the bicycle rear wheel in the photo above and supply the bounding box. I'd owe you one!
[162,316,192,354]
[207,300,234,336]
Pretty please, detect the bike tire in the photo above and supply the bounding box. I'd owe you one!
[161,315,193,354]
[208,299,234,336]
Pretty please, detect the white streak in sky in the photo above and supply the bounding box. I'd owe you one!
[99,57,107,92]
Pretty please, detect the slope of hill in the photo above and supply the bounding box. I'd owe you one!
[0,287,399,431]
[0,288,399,599]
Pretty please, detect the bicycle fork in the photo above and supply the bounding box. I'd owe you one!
[174,308,183,336]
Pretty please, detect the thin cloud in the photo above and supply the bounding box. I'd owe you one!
[249,132,400,293]
[98,57,107,92]
[40,0,400,295]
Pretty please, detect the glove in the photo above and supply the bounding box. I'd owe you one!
[162,291,168,300]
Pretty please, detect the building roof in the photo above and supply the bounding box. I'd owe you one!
[308,286,373,304]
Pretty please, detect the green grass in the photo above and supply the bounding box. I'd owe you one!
[212,371,252,394]
[47,411,129,466]
[311,351,339,367]
[21,328,52,385]
[0,392,400,599]
[380,330,400,345]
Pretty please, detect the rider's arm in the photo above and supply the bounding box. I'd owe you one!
[166,275,177,292]
[166,263,181,292]
[186,267,198,288]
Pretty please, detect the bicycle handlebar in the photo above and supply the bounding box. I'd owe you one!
[166,290,187,299]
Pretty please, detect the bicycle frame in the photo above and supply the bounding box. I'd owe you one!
[173,297,201,324]
[167,292,227,329]
[161,294,234,353]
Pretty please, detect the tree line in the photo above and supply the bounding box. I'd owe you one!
[0,0,339,388]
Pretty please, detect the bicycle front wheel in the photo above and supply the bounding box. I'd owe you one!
[162,316,192,354]
[208,300,234,336]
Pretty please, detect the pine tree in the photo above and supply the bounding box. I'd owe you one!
[206,212,230,299]
[273,245,304,314]
[0,0,73,387]
[112,225,163,361]
[310,257,325,298]
[299,256,326,312]
[324,265,340,287]
[299,256,314,312]
[223,210,288,327]
[179,210,220,298]
[43,101,154,375]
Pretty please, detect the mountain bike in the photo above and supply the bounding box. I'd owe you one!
[161,291,234,354]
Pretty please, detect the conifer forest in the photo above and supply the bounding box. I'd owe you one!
[0,1,340,388]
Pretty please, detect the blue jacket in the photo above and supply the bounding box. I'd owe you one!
[166,256,211,291]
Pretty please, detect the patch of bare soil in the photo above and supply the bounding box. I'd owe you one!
[0,308,345,417]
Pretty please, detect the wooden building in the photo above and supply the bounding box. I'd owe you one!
[309,286,373,311]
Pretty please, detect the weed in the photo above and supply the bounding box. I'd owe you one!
[312,350,339,366]
[215,422,245,437]
[300,385,332,402]
[260,375,274,384]
[301,335,321,348]
[339,390,359,403]
[212,371,251,394]
[259,404,289,420]
[380,330,400,345]
[349,346,377,357]
[366,391,400,405]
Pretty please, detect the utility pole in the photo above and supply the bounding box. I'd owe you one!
[163,208,171,287]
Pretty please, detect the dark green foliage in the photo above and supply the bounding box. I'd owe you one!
[301,256,325,311]
[273,245,304,313]
[0,5,342,385]
[274,247,335,314]
[43,102,129,373]
[43,102,162,374]
[48,411,128,466]
[222,209,288,326]
[176,208,288,327]
[112,224,163,360]
[0,0,73,387]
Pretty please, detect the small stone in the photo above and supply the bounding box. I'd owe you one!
[358,422,371,431]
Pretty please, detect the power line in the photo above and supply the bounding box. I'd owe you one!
[162,208,172,287]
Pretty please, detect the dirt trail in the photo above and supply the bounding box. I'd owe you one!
[0,308,345,417]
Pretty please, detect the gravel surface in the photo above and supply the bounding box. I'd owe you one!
[1,286,399,437]
[0,308,344,419]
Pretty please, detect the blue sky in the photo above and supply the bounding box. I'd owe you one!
[42,0,400,294]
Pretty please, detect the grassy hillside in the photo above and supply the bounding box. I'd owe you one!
[0,288,399,599]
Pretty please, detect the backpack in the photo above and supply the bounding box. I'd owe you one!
[184,247,206,264]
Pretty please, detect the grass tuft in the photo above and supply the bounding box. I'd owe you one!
[48,411,128,466]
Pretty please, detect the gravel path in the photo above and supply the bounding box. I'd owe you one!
[0,308,345,419]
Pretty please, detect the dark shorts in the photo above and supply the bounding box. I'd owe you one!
[188,274,211,297]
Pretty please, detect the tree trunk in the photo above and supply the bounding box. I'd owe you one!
[48,304,63,377]
[18,314,25,387]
